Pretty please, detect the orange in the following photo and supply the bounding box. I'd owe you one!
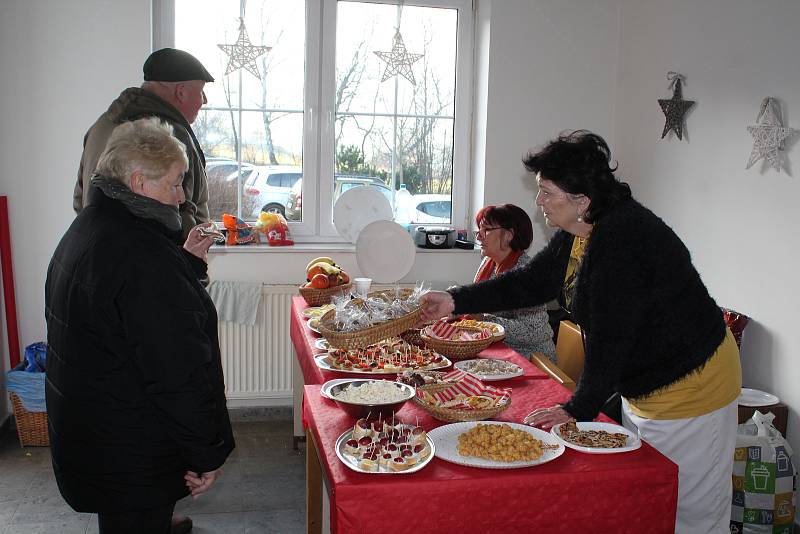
[310,273,330,289]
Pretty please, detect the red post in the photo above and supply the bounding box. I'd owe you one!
[0,196,21,369]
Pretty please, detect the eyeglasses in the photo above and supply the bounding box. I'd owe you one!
[476,226,505,238]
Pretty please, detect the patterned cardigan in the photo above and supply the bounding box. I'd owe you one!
[478,253,556,362]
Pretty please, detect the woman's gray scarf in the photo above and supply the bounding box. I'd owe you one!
[91,175,182,233]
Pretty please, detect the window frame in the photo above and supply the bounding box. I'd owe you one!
[153,0,472,241]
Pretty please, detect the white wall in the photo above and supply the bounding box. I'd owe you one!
[614,0,800,456]
[474,0,621,251]
[0,0,152,420]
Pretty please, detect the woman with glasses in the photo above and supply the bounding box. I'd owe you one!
[420,130,741,533]
[472,204,555,362]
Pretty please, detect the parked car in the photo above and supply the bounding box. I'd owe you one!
[409,194,452,224]
[285,175,393,221]
[242,165,303,218]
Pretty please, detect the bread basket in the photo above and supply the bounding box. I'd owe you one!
[412,383,511,423]
[420,325,493,362]
[298,283,352,306]
[317,288,422,350]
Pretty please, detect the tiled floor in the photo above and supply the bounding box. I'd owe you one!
[0,413,306,534]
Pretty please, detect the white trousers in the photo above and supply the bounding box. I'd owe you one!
[622,398,738,534]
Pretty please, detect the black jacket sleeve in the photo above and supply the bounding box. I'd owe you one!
[117,247,228,473]
[449,230,572,315]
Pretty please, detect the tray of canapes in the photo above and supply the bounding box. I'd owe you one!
[335,417,435,474]
[315,338,451,375]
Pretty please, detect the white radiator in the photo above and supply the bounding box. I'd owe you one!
[218,285,295,407]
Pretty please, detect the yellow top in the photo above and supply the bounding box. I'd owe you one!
[563,236,589,310]
[625,328,742,419]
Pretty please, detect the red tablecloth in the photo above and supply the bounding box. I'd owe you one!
[304,382,678,534]
[290,295,549,386]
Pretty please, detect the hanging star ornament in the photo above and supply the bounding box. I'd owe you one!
[746,97,798,173]
[218,18,271,79]
[373,30,423,85]
[658,73,695,140]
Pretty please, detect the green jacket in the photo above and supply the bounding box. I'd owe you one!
[73,88,210,240]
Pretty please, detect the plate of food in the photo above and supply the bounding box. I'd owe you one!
[308,318,322,334]
[454,358,523,381]
[428,421,564,469]
[451,319,505,340]
[303,304,335,320]
[335,419,435,474]
[550,420,641,454]
[314,338,331,351]
[315,340,452,375]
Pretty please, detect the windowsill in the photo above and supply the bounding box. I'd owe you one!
[209,243,479,254]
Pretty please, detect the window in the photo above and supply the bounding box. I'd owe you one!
[160,0,472,240]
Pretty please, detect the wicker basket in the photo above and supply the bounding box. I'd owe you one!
[9,393,49,447]
[317,288,422,350]
[412,383,511,422]
[420,325,494,361]
[298,283,352,306]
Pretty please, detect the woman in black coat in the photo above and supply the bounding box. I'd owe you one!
[46,117,234,534]
[420,131,741,533]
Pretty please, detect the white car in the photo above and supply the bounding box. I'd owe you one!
[242,165,303,218]
[395,193,452,224]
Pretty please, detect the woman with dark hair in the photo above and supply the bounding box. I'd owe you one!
[472,204,555,361]
[421,130,741,533]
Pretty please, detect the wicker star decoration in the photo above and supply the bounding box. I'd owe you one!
[218,18,271,79]
[658,73,695,140]
[746,97,798,173]
[373,31,423,85]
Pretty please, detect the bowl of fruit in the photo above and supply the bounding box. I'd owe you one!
[299,256,352,306]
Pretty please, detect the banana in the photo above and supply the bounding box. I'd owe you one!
[306,256,336,273]
[307,261,341,279]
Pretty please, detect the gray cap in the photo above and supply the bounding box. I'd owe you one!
[143,48,214,83]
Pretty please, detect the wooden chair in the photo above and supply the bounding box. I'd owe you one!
[530,353,576,392]
[556,320,585,384]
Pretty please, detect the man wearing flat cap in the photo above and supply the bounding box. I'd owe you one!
[74,48,214,241]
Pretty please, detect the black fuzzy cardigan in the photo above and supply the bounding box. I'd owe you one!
[450,198,726,421]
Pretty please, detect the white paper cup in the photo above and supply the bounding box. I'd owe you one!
[354,277,372,296]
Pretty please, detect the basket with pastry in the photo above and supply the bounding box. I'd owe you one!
[419,320,494,361]
[317,286,425,350]
[413,369,511,422]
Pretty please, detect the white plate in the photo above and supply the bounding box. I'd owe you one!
[737,388,779,407]
[314,338,331,351]
[428,421,564,469]
[550,421,641,454]
[356,221,417,284]
[335,425,435,474]
[454,359,523,381]
[333,186,393,244]
[303,305,334,319]
[314,354,452,375]
[355,220,416,283]
[308,318,322,334]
